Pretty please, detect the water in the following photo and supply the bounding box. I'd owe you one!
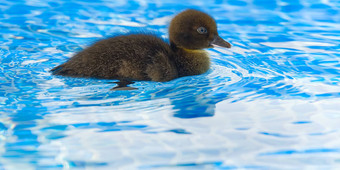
[1,0,340,169]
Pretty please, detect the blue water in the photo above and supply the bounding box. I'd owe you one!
[1,0,340,169]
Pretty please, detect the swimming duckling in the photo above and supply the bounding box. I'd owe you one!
[51,9,231,85]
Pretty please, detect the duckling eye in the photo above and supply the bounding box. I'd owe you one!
[197,27,208,34]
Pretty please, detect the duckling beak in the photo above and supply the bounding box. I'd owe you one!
[210,35,231,48]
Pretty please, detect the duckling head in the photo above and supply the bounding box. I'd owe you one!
[169,9,231,50]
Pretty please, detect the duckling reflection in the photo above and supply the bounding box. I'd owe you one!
[51,9,231,90]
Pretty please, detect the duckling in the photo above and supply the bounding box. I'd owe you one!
[51,9,231,85]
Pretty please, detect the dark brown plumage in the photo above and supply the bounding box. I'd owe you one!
[51,9,231,84]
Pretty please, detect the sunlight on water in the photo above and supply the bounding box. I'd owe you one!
[0,0,340,169]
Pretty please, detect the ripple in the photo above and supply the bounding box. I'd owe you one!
[260,148,340,156]
[261,41,337,53]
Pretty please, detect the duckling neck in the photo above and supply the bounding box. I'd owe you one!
[172,47,210,77]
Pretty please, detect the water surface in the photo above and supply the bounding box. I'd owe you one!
[0,0,340,169]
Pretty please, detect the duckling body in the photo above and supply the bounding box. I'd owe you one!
[51,9,231,83]
[51,34,178,82]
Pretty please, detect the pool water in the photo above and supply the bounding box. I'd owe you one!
[1,0,340,169]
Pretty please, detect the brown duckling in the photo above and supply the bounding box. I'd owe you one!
[51,9,231,84]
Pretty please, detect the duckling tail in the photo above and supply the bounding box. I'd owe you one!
[50,64,67,75]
